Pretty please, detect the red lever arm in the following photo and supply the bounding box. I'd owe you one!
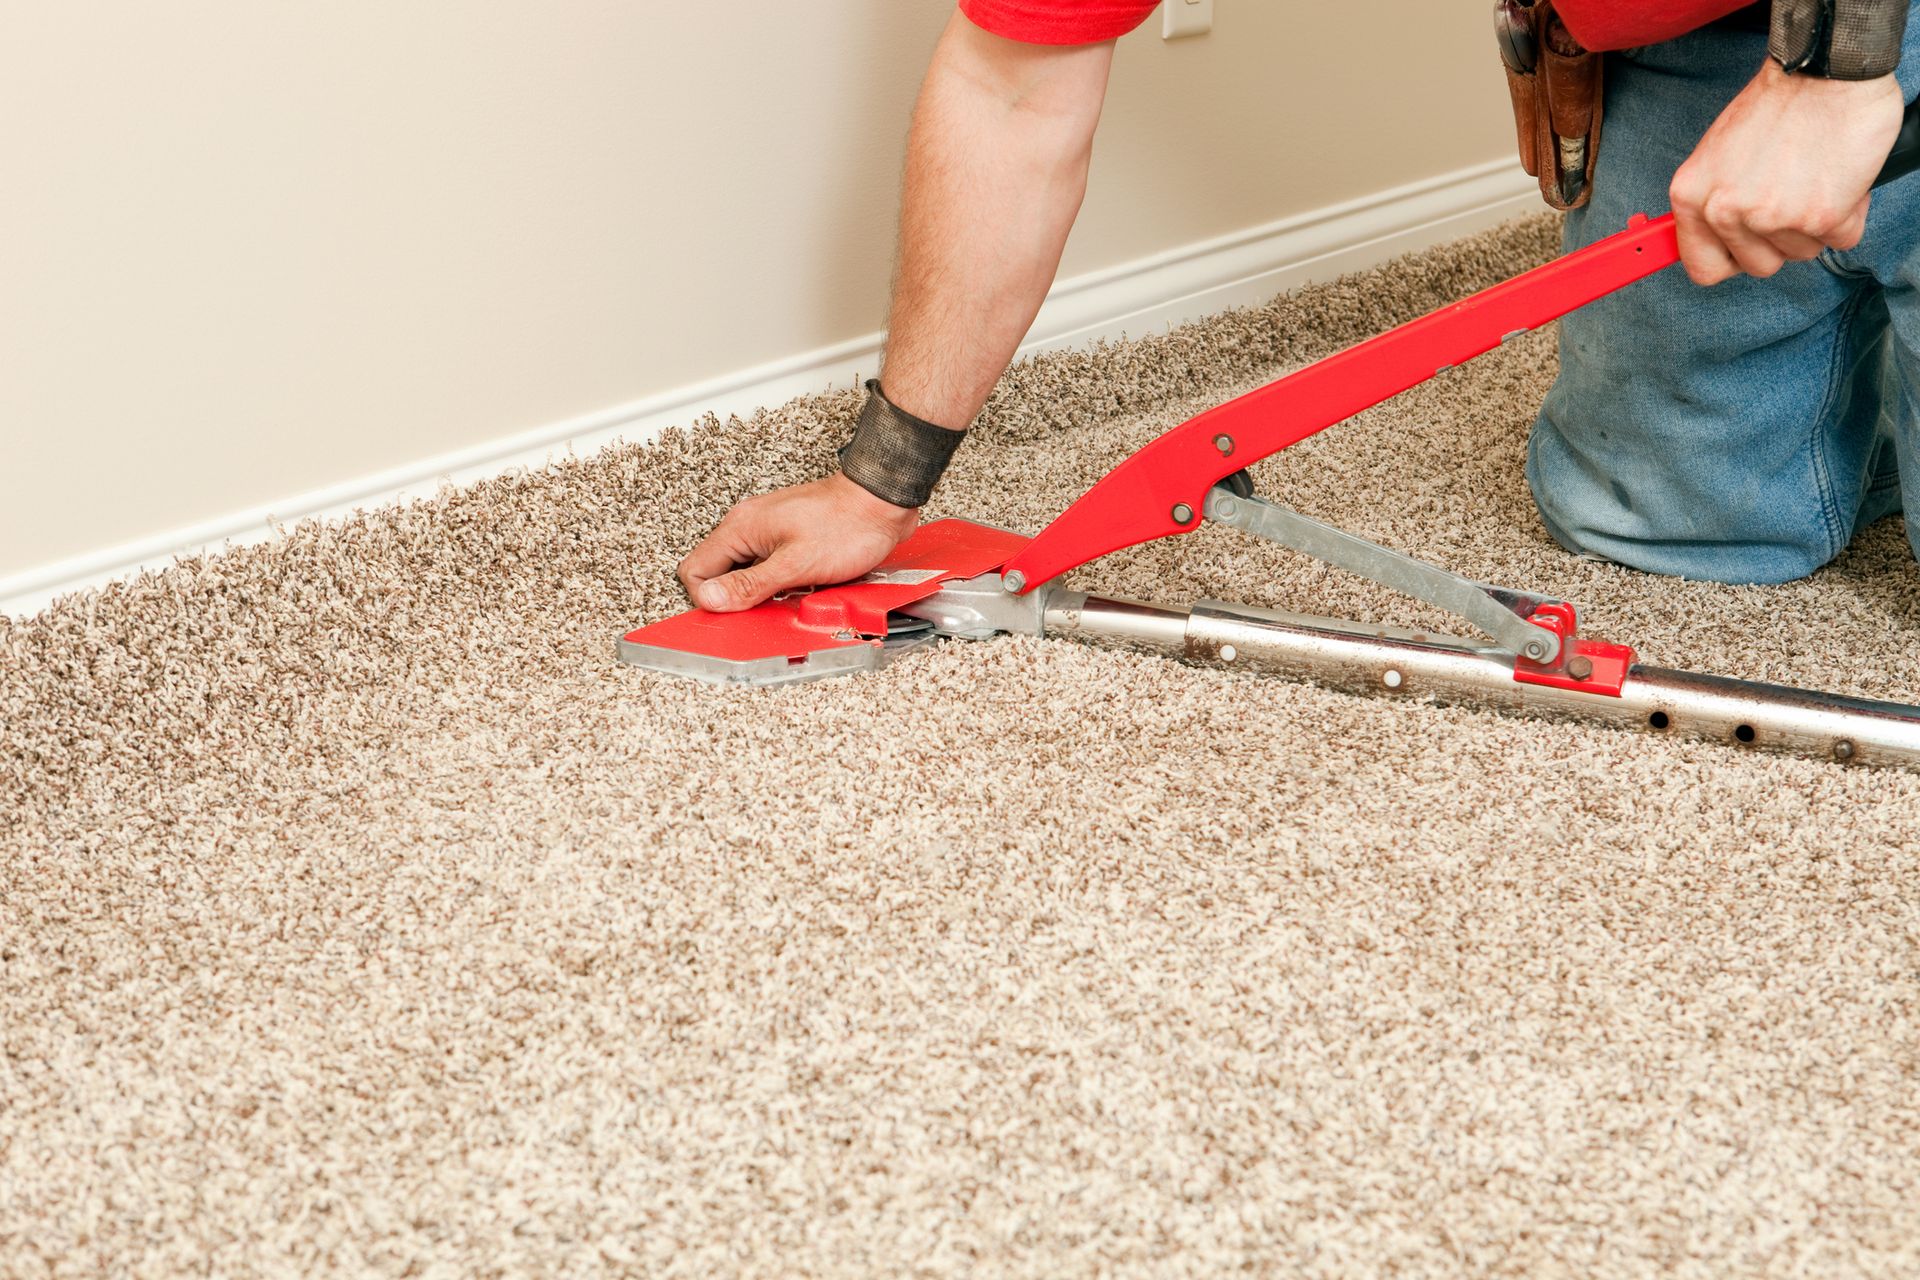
[1002,212,1682,591]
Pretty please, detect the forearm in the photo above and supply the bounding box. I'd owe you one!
[877,12,1114,429]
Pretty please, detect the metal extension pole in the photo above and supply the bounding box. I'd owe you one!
[1038,592,1920,770]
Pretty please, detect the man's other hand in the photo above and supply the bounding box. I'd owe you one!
[1670,61,1903,285]
[677,473,920,612]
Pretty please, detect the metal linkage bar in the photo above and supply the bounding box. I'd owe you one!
[1200,487,1564,664]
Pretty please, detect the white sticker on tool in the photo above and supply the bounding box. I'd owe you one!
[856,568,944,586]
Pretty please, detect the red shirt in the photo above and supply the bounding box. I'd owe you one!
[1558,0,1756,49]
[958,0,1751,50]
[957,0,1158,44]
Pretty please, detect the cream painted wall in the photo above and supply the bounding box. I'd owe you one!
[0,2,1511,580]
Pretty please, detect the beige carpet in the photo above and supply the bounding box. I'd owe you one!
[5,216,1920,1277]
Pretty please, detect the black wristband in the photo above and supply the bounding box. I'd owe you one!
[1771,0,1909,79]
[836,380,965,510]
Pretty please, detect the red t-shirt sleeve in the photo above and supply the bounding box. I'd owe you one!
[958,0,1161,45]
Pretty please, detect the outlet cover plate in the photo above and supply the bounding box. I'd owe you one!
[1163,0,1213,39]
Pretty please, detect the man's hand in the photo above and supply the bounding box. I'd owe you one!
[1670,61,1903,285]
[677,473,920,612]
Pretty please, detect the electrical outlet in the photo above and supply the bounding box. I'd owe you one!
[1162,0,1213,40]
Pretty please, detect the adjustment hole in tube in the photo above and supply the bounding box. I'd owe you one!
[1647,711,1670,730]
[1735,723,1756,743]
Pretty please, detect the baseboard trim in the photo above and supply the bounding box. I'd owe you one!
[1,157,1536,619]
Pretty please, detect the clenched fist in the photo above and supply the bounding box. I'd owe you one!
[1670,61,1904,285]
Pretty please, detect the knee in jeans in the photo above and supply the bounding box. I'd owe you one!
[1529,461,1833,584]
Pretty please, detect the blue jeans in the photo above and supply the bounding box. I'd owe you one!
[1527,12,1920,584]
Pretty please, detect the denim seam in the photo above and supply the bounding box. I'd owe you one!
[1807,289,1869,559]
[1818,248,1875,280]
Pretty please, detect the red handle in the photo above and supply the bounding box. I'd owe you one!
[1003,212,1682,590]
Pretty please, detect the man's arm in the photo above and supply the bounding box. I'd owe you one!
[678,11,1114,612]
[1670,1,1907,285]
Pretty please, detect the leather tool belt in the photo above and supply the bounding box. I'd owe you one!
[1494,0,1604,210]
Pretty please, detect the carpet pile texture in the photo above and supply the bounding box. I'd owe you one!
[5,215,1919,1277]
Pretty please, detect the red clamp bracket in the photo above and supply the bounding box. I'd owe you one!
[1511,602,1635,697]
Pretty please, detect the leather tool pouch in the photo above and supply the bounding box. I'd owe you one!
[1495,0,1604,210]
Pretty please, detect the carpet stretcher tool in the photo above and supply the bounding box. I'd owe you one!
[624,106,1920,771]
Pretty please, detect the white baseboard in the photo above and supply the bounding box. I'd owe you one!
[0,158,1536,619]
